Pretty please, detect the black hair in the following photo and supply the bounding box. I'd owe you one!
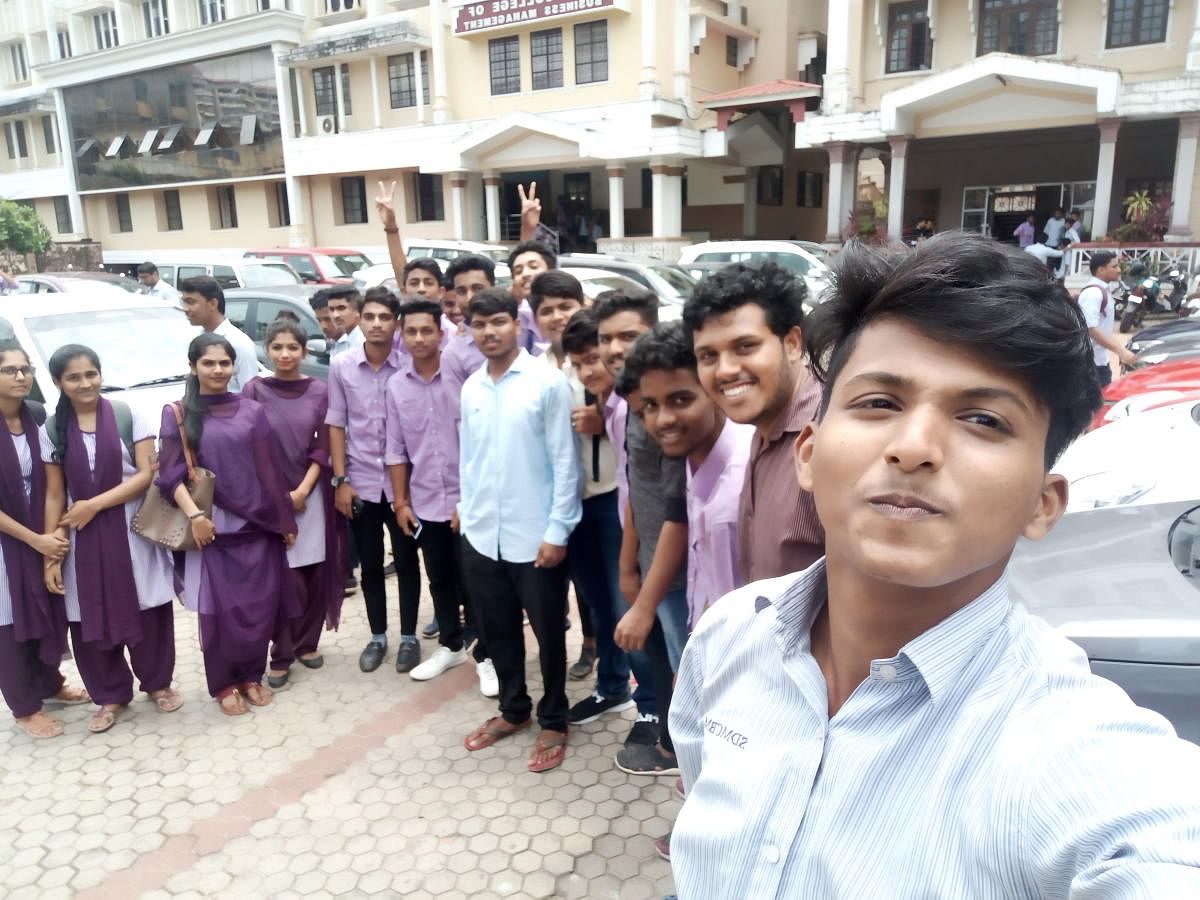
[681,261,806,340]
[181,333,236,448]
[467,286,519,322]
[325,285,363,311]
[137,262,158,276]
[592,286,659,329]
[265,317,308,347]
[0,339,29,367]
[622,320,697,388]
[1128,260,1148,276]
[179,275,225,314]
[507,240,557,271]
[445,254,496,287]
[530,270,584,315]
[402,257,442,285]
[309,290,330,312]
[361,286,401,317]
[399,298,444,326]
[561,308,600,357]
[805,231,1101,468]
[48,344,102,460]
[614,366,640,399]
[1089,251,1118,274]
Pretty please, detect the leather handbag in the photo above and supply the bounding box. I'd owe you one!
[132,403,215,551]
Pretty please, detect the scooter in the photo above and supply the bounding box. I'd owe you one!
[1161,268,1190,315]
[1119,274,1162,333]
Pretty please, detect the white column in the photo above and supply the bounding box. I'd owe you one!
[430,0,450,123]
[607,165,626,239]
[295,66,311,137]
[449,172,467,239]
[53,89,85,236]
[414,49,426,124]
[1188,0,1200,70]
[111,0,133,45]
[887,134,913,241]
[273,47,310,244]
[841,144,859,234]
[1092,119,1122,240]
[334,62,346,132]
[672,0,690,101]
[484,174,501,242]
[44,0,61,60]
[368,56,382,129]
[273,54,295,140]
[823,0,851,114]
[824,142,849,242]
[742,167,758,237]
[68,13,86,56]
[640,0,660,99]
[651,163,683,238]
[165,0,180,31]
[1167,114,1200,241]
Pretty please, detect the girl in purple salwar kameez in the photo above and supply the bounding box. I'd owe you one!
[156,334,297,716]
[43,345,183,734]
[242,317,344,688]
[0,340,87,738]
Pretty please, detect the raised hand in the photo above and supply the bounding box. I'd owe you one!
[375,179,398,230]
[518,181,541,233]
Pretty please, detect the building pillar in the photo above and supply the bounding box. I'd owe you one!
[1167,114,1200,241]
[823,0,851,114]
[742,167,758,237]
[43,1,59,60]
[607,165,626,239]
[430,0,450,123]
[335,62,348,132]
[414,48,427,124]
[1188,0,1200,70]
[111,0,133,46]
[1092,118,1122,240]
[672,0,691,101]
[295,65,311,138]
[67,14,86,58]
[651,163,684,238]
[483,174,501,243]
[640,0,660,99]
[368,56,382,129]
[450,172,468,239]
[52,89,85,236]
[165,0,180,32]
[824,141,853,242]
[887,134,913,241]
[273,45,310,244]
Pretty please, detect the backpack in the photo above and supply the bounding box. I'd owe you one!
[45,399,136,462]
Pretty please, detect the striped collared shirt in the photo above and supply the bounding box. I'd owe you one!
[670,561,1200,899]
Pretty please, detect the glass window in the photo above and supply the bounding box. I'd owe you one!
[272,182,291,228]
[575,21,608,84]
[312,66,337,117]
[768,252,811,275]
[341,176,368,225]
[414,173,444,222]
[163,189,183,231]
[57,30,71,60]
[531,28,563,91]
[178,265,206,281]
[5,121,27,159]
[42,116,56,155]
[1107,0,1168,48]
[340,64,352,116]
[797,172,823,208]
[53,197,72,234]
[216,185,238,229]
[978,0,1057,56]
[10,43,27,82]
[198,0,226,26]
[224,300,250,333]
[211,265,238,290]
[489,36,521,95]
[387,53,416,108]
[142,0,170,38]
[886,2,932,72]
[726,36,739,67]
[115,193,133,232]
[253,300,316,340]
[93,10,119,49]
[286,255,318,278]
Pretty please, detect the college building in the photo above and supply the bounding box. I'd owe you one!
[0,0,1198,259]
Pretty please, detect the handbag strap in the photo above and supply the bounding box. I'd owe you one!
[169,402,199,482]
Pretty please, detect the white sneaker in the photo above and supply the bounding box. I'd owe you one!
[409,646,468,682]
[476,658,499,697]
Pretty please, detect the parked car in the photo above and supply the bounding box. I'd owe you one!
[678,240,830,302]
[15,272,142,295]
[560,267,681,321]
[1127,319,1200,355]
[223,285,328,379]
[1091,360,1200,430]
[1009,398,1200,743]
[102,252,301,290]
[243,248,372,285]
[557,254,696,308]
[0,289,200,417]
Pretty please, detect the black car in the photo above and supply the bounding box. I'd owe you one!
[1127,318,1200,355]
[223,285,329,379]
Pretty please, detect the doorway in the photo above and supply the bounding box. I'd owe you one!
[500,170,550,241]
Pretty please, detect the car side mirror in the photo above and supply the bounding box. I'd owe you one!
[306,337,328,356]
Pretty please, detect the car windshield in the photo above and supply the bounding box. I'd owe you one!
[316,253,372,276]
[241,265,301,287]
[482,249,510,262]
[24,307,197,390]
[651,266,696,300]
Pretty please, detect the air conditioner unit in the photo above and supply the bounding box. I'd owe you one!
[317,115,338,135]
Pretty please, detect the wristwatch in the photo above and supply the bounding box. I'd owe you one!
[331,475,348,488]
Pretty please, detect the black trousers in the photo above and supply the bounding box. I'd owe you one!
[1096,364,1113,388]
[461,537,569,732]
[644,618,676,752]
[415,520,467,653]
[349,494,420,637]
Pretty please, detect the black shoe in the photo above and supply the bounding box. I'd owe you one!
[343,576,358,598]
[568,645,597,680]
[570,691,635,725]
[615,742,679,776]
[298,654,324,670]
[624,713,660,746]
[421,620,439,639]
[359,641,386,673]
[267,670,289,689]
[395,642,421,673]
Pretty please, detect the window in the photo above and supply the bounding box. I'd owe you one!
[340,64,353,116]
[142,0,170,37]
[216,185,238,229]
[312,66,337,117]
[757,167,783,206]
[53,197,72,234]
[57,30,72,59]
[115,193,133,232]
[886,2,932,72]
[1107,0,1169,48]
[797,172,823,208]
[387,53,418,108]
[414,173,444,221]
[574,21,608,84]
[169,82,187,109]
[10,43,27,82]
[271,182,291,228]
[198,0,226,25]
[163,189,183,231]
[93,10,119,49]
[42,116,56,156]
[324,0,358,10]
[4,121,28,160]
[341,176,368,225]
[531,28,563,90]
[489,36,521,95]
[726,35,739,67]
[978,0,1057,57]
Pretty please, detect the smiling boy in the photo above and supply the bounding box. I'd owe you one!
[670,233,1200,897]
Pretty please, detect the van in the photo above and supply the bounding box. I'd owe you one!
[101,251,302,290]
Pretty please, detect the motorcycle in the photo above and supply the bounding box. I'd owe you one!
[1161,267,1191,316]
[1120,274,1162,333]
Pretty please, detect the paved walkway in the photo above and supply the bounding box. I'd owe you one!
[0,583,678,899]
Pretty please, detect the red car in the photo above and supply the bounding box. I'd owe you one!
[1090,360,1200,430]
[243,248,371,285]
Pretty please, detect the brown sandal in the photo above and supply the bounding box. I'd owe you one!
[464,716,530,751]
[528,729,568,773]
[16,710,64,738]
[149,688,183,713]
[46,685,90,706]
[241,682,273,707]
[89,704,124,734]
[217,686,248,716]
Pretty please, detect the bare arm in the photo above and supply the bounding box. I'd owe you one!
[375,179,407,276]
[1089,327,1136,365]
[329,425,348,479]
[296,461,321,498]
[44,463,67,539]
[518,181,541,243]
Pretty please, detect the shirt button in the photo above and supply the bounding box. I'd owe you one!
[763,844,781,864]
[878,663,898,682]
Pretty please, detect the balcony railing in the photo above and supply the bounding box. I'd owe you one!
[1064,242,1200,292]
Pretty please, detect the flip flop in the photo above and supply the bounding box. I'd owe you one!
[45,685,90,706]
[528,729,568,773]
[216,686,248,717]
[464,716,530,751]
[16,711,64,738]
[149,688,184,713]
[241,682,273,707]
[89,705,124,734]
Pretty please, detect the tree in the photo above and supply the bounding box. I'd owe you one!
[0,199,52,254]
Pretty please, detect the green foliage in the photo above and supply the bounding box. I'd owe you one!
[1123,190,1154,223]
[0,199,52,253]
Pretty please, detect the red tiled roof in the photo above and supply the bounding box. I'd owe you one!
[701,79,822,106]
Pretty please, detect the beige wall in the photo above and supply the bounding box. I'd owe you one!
[307,169,455,246]
[690,30,743,99]
[0,113,60,174]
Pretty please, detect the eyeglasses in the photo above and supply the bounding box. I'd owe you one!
[0,365,34,378]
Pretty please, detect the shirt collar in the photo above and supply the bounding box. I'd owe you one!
[400,355,441,383]
[689,418,744,499]
[351,344,400,371]
[767,370,822,444]
[485,348,533,382]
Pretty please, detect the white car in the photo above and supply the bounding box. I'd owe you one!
[561,267,680,322]
[678,240,831,303]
